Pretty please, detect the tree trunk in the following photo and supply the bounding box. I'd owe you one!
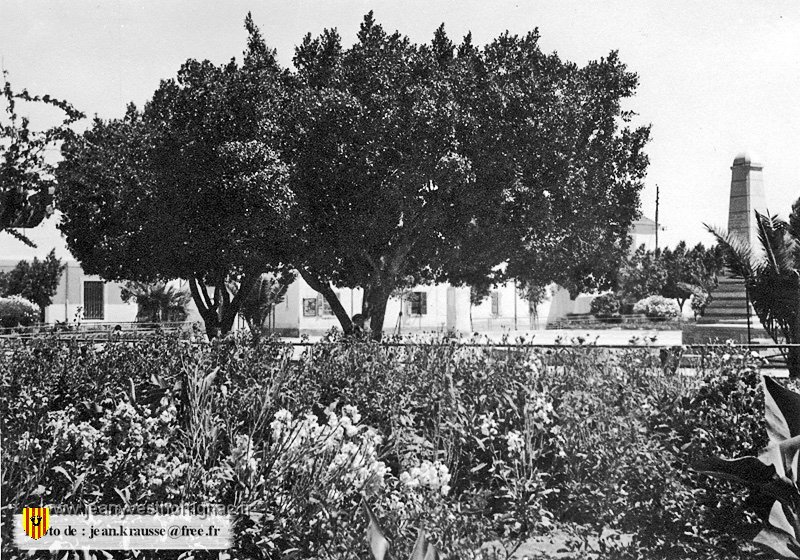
[188,272,259,339]
[297,268,353,335]
[362,284,391,341]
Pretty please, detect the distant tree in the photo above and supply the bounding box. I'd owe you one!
[287,14,649,339]
[232,271,293,334]
[1,72,83,246]
[56,16,294,338]
[0,249,65,321]
[468,282,493,331]
[618,242,724,312]
[120,281,191,323]
[617,245,667,307]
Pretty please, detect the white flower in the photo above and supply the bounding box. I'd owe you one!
[505,430,524,455]
[478,413,499,437]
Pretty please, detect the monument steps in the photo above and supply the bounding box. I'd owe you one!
[701,275,758,325]
[707,298,751,309]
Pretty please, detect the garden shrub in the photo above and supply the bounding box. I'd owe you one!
[633,294,681,318]
[0,295,38,328]
[0,333,775,559]
[590,293,620,316]
[690,292,710,317]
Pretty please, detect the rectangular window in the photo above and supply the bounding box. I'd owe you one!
[409,291,428,315]
[491,292,500,316]
[303,298,318,317]
[83,281,104,320]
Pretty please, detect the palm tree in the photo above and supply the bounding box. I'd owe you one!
[232,273,290,334]
[121,281,191,323]
[706,211,800,376]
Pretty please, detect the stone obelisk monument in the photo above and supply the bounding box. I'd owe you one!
[727,152,768,247]
[700,152,768,330]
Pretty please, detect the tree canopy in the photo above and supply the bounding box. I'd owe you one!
[56,13,651,339]
[287,14,650,337]
[56,16,294,337]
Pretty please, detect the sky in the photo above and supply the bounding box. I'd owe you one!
[1,0,799,259]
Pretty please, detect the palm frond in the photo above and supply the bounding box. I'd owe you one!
[704,223,755,279]
[755,211,796,274]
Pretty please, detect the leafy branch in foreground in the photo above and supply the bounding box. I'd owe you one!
[1,71,83,245]
[695,376,800,558]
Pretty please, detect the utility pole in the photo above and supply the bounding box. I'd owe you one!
[655,184,660,251]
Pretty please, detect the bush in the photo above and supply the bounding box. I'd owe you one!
[633,294,681,318]
[0,333,770,559]
[690,292,710,318]
[0,295,38,328]
[590,293,620,316]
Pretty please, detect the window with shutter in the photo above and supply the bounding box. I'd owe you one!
[83,281,104,320]
[410,291,427,315]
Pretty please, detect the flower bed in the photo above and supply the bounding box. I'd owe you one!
[0,333,771,559]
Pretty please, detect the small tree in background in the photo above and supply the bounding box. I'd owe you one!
[234,272,293,334]
[661,242,725,311]
[120,281,191,323]
[617,245,667,310]
[617,243,724,313]
[0,249,65,321]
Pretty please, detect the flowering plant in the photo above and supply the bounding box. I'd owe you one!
[633,295,681,318]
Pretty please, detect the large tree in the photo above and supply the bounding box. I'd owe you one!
[1,72,83,245]
[56,16,294,338]
[286,15,650,338]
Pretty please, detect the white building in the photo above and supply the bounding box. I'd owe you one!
[269,275,593,336]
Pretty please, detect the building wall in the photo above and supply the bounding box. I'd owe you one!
[270,274,583,336]
[0,260,138,324]
[45,262,137,323]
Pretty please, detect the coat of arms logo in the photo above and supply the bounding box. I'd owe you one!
[21,507,50,540]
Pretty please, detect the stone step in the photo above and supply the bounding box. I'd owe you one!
[705,299,750,309]
[703,307,754,316]
[710,293,749,300]
[714,284,747,291]
[696,317,754,325]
